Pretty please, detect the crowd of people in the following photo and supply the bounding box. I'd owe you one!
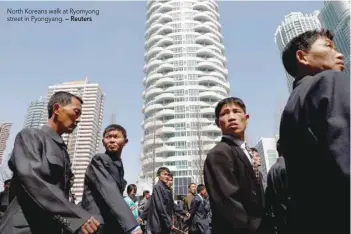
[0,28,349,234]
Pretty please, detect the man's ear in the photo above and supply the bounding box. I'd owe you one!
[296,50,309,66]
[125,138,129,145]
[53,103,60,117]
[215,118,220,128]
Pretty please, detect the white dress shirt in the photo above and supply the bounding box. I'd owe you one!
[222,135,252,163]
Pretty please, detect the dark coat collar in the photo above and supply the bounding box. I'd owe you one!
[293,75,314,89]
[41,125,65,145]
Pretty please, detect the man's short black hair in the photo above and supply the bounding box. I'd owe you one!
[250,147,258,153]
[127,184,137,194]
[47,91,83,118]
[103,124,127,139]
[276,139,282,156]
[215,97,246,119]
[282,29,334,78]
[157,167,170,176]
[188,183,196,189]
[143,190,150,197]
[197,184,206,194]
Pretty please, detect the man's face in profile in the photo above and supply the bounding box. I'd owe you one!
[298,36,344,73]
[54,97,82,134]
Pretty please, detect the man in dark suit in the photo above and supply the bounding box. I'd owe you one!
[0,91,100,234]
[204,97,264,234]
[0,179,11,220]
[146,167,175,234]
[279,29,349,234]
[184,183,196,211]
[188,184,211,234]
[264,139,289,234]
[0,180,11,211]
[81,124,141,234]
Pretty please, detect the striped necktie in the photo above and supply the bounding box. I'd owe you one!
[245,143,261,184]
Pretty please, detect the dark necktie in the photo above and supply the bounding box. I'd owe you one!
[245,144,261,184]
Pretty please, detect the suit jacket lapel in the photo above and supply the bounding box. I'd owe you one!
[101,153,125,194]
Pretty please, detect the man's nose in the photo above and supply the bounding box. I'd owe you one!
[109,138,117,143]
[228,112,236,120]
[76,116,81,123]
[336,52,344,61]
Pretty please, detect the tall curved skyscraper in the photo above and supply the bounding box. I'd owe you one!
[141,0,230,196]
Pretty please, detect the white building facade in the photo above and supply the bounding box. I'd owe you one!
[141,0,230,196]
[0,123,12,165]
[23,96,46,129]
[255,137,279,175]
[274,11,321,93]
[42,79,105,201]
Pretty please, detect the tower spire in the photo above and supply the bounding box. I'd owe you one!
[111,113,116,124]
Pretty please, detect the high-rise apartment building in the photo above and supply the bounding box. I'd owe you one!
[0,123,12,165]
[141,0,230,196]
[23,96,46,129]
[275,11,321,93]
[254,137,279,189]
[319,1,350,75]
[41,79,105,201]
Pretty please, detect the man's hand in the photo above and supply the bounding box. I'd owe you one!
[132,229,142,234]
[186,212,190,218]
[171,225,176,231]
[137,217,143,224]
[80,217,100,234]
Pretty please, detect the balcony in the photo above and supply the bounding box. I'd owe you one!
[155,109,175,118]
[156,3,172,14]
[144,120,163,130]
[194,11,217,22]
[144,87,163,99]
[155,77,174,87]
[200,107,214,115]
[143,137,164,147]
[157,14,172,24]
[154,25,173,36]
[147,47,163,60]
[155,145,176,153]
[154,36,173,48]
[144,73,163,86]
[144,103,164,115]
[145,23,163,39]
[156,63,174,73]
[154,93,175,102]
[199,91,224,100]
[145,59,163,74]
[201,124,219,132]
[146,34,164,49]
[155,49,173,60]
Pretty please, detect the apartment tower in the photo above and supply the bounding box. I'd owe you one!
[0,123,12,165]
[23,96,46,129]
[141,0,230,195]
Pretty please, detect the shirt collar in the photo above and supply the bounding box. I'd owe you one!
[197,193,203,201]
[223,135,246,148]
